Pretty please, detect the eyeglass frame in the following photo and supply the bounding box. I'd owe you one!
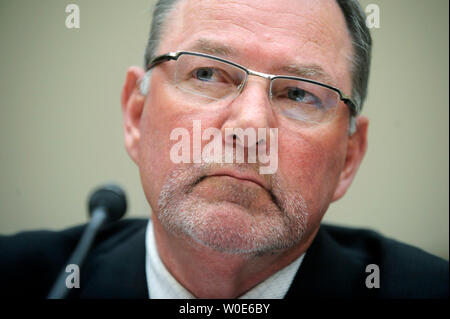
[140,51,360,132]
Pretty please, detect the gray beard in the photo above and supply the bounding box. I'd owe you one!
[157,163,309,256]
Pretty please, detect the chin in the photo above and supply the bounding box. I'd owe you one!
[158,197,308,256]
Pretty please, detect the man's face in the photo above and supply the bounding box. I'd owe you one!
[126,0,363,255]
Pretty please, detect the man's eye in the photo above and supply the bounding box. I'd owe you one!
[287,87,322,107]
[193,68,216,82]
[288,87,309,102]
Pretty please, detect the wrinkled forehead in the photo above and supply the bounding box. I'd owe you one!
[158,0,353,87]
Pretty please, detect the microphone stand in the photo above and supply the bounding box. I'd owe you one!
[47,207,108,299]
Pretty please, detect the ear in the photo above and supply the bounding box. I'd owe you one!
[121,66,146,165]
[332,116,369,202]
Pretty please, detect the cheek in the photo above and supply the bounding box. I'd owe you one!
[137,81,227,210]
[137,84,185,210]
[137,104,173,210]
[277,127,346,216]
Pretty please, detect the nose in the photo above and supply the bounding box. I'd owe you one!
[221,76,277,151]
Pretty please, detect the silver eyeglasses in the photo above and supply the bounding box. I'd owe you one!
[140,51,360,126]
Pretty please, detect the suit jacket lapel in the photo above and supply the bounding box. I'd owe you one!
[76,222,149,299]
[285,225,374,298]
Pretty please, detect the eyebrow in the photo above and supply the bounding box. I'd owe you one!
[185,38,336,86]
[281,64,336,87]
[187,39,237,57]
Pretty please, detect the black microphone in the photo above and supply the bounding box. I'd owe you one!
[47,184,127,299]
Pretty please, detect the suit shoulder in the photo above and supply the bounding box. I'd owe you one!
[0,224,84,268]
[0,218,147,262]
[322,224,449,298]
[0,218,148,297]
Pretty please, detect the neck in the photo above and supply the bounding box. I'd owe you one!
[151,217,317,298]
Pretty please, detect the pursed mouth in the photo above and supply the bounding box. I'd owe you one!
[205,169,269,191]
[192,172,282,211]
[210,174,264,188]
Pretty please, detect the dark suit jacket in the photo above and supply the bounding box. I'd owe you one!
[1,218,448,298]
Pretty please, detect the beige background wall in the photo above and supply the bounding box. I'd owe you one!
[0,0,448,260]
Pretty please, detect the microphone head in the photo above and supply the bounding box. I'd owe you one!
[88,184,127,222]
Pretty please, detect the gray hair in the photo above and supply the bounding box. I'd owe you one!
[144,0,372,113]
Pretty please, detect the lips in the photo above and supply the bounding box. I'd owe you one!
[206,169,269,191]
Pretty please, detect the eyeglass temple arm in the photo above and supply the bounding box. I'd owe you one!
[340,95,360,135]
[340,93,360,116]
[139,52,178,95]
[146,52,178,70]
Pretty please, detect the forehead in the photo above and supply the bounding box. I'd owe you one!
[159,0,353,88]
